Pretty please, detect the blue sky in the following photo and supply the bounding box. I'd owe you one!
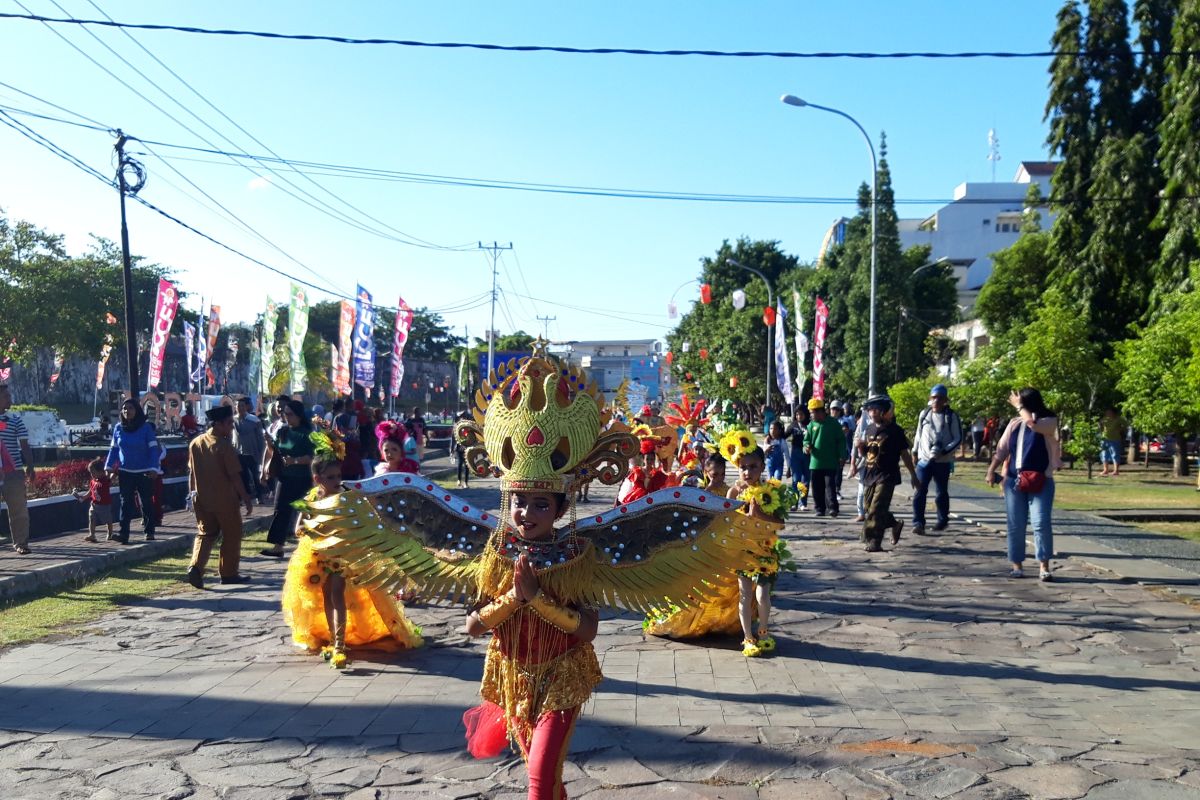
[0,1,1059,344]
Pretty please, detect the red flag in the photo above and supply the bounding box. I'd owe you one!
[389,296,414,398]
[812,297,829,400]
[147,279,180,389]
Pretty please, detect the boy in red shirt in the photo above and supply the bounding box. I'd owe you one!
[75,457,115,542]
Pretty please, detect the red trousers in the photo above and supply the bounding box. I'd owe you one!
[516,707,579,800]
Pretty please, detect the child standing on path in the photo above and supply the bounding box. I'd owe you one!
[858,395,918,552]
[765,420,786,481]
[74,458,114,543]
[725,444,781,658]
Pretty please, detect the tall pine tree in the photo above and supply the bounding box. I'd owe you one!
[1155,0,1200,292]
[1045,1,1094,283]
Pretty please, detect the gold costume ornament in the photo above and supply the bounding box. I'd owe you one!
[297,342,776,760]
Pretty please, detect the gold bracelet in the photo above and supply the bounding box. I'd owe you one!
[476,590,521,630]
[529,595,581,634]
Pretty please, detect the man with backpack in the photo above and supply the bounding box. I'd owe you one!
[911,384,963,536]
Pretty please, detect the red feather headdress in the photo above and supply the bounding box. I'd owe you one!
[663,394,710,430]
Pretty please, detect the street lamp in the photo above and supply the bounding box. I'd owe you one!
[726,258,774,411]
[781,94,879,395]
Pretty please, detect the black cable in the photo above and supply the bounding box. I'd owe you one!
[2,12,1194,59]
[0,110,473,317]
[83,0,473,253]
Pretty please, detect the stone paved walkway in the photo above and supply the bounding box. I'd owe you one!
[1,479,1198,799]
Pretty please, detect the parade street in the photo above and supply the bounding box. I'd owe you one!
[1,477,1197,800]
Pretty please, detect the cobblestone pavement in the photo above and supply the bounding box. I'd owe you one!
[2,479,1198,799]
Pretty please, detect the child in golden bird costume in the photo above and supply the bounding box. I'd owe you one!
[297,342,775,799]
[282,451,423,670]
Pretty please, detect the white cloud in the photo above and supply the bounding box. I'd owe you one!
[247,175,272,191]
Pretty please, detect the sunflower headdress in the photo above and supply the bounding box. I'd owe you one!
[718,427,758,465]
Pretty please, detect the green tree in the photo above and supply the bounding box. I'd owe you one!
[887,376,935,436]
[1045,1,1095,282]
[1115,278,1200,476]
[1154,0,1200,292]
[0,216,178,361]
[948,346,1016,425]
[307,301,464,363]
[667,239,799,406]
[976,188,1054,347]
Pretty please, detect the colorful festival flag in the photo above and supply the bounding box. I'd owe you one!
[335,300,355,395]
[774,299,795,406]
[205,305,221,389]
[147,279,180,389]
[812,297,830,400]
[49,349,65,388]
[183,320,195,390]
[97,313,118,390]
[793,289,809,385]
[352,285,375,389]
[389,295,414,398]
[260,298,278,394]
[225,337,239,387]
[192,301,208,386]
[288,284,310,395]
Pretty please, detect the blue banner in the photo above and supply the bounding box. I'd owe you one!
[353,284,376,389]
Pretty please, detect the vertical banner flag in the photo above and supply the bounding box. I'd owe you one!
[458,348,467,399]
[97,313,117,389]
[335,300,355,395]
[147,279,180,389]
[389,295,414,398]
[352,285,375,389]
[205,305,221,388]
[812,297,830,400]
[192,302,208,386]
[49,349,65,388]
[260,298,278,395]
[774,299,795,406]
[225,337,239,388]
[288,284,310,394]
[793,289,809,385]
[329,343,338,386]
[183,320,195,391]
[247,337,260,399]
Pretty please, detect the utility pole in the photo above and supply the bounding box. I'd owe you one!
[115,131,147,396]
[478,241,512,379]
[536,315,556,340]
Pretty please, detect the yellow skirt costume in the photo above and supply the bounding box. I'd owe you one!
[282,536,424,651]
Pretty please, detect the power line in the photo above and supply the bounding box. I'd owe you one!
[0,110,477,318]
[83,0,473,254]
[2,12,1192,59]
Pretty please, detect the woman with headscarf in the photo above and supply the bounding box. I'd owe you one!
[105,398,162,545]
[260,399,315,557]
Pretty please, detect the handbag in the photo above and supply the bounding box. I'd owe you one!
[1015,422,1046,494]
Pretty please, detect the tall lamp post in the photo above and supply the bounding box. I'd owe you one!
[726,258,774,411]
[780,95,879,396]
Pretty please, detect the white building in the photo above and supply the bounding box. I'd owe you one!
[555,339,663,401]
[898,161,1057,312]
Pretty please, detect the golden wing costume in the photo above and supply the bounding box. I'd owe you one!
[297,342,775,764]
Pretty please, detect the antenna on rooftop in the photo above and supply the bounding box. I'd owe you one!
[987,128,1001,182]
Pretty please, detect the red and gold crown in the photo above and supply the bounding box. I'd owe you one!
[454,339,637,494]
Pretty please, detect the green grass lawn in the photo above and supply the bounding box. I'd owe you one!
[1134,521,1200,544]
[0,529,270,649]
[952,459,1200,512]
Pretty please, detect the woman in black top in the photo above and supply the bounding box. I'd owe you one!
[260,400,315,557]
[786,407,811,510]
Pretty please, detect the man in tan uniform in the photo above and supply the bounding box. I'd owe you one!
[187,405,252,589]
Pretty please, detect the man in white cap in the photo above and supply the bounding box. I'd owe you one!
[911,383,963,535]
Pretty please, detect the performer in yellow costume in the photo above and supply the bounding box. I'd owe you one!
[644,427,790,655]
[297,342,775,800]
[282,450,423,669]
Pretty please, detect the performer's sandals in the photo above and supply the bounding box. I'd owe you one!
[742,638,763,658]
[329,648,349,670]
[757,632,776,653]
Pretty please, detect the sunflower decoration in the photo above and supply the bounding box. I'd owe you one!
[309,428,346,462]
[739,478,798,522]
[718,427,757,464]
[629,422,654,441]
[329,649,349,670]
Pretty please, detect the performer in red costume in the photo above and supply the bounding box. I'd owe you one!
[616,425,674,505]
